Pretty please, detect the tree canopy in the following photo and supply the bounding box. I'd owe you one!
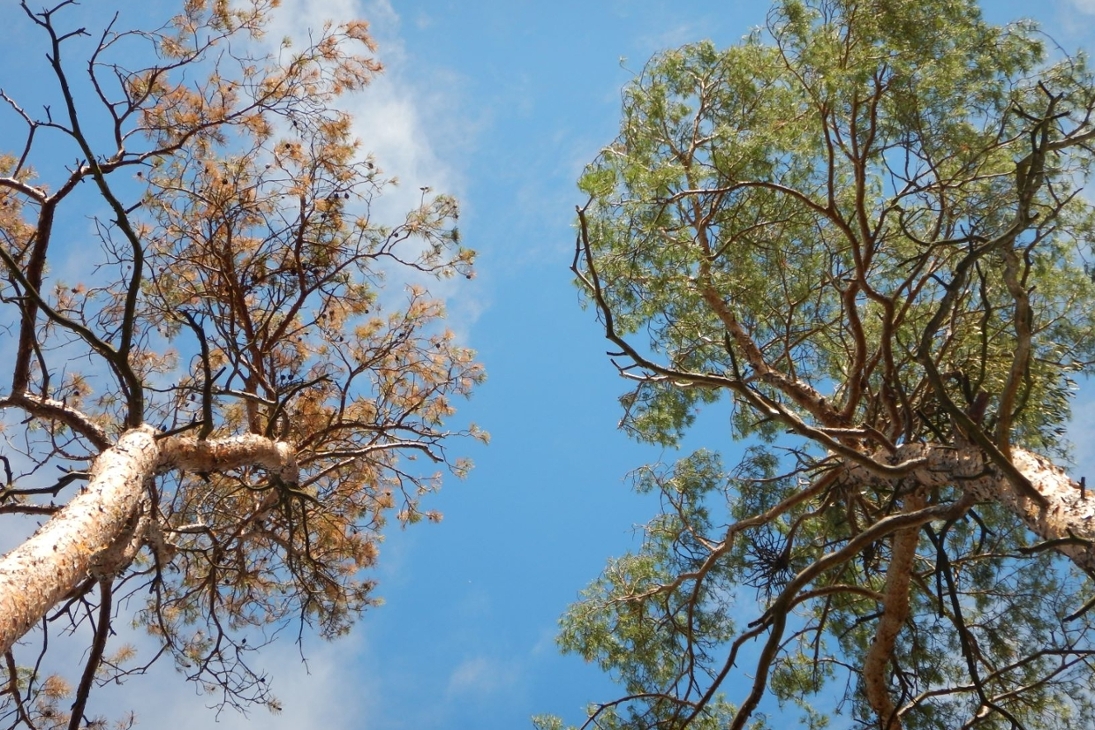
[547,0,1095,728]
[0,1,481,727]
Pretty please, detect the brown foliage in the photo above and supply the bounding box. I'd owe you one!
[0,1,483,726]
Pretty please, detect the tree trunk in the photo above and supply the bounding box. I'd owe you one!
[0,426,298,655]
[0,427,157,655]
[862,491,926,730]
[849,443,1095,574]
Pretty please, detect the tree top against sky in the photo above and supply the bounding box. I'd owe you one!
[552,0,1095,727]
[0,1,482,726]
[5,1,1095,729]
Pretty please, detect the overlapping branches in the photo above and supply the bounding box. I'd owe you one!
[0,1,482,727]
[552,2,1095,728]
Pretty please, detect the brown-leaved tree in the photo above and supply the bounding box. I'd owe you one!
[0,1,483,727]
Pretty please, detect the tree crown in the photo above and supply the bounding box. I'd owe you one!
[0,1,483,724]
[551,1,1095,727]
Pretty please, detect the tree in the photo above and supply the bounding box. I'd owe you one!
[546,1,1095,728]
[0,1,482,727]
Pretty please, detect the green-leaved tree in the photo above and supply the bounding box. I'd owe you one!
[548,1,1095,728]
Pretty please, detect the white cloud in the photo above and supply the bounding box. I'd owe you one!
[265,0,458,210]
[81,622,377,729]
[1067,0,1095,14]
[264,0,487,341]
[445,655,520,699]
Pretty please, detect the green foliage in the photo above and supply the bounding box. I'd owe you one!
[555,0,1095,728]
[577,1,1095,449]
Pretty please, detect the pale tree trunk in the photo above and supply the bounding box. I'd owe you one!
[963,448,1095,572]
[853,444,1095,573]
[0,426,298,655]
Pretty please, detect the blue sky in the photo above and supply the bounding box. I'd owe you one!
[5,1,1095,728]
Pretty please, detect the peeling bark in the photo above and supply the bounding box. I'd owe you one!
[846,444,1095,574]
[0,426,299,655]
[158,433,299,485]
[88,492,152,581]
[0,427,157,655]
[840,444,1095,726]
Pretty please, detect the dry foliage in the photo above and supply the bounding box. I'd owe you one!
[0,1,483,727]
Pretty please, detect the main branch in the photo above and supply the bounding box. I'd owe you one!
[0,427,299,654]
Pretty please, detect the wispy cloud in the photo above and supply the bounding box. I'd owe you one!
[445,655,520,699]
[80,621,377,729]
[1066,0,1095,14]
[0,608,378,729]
[264,0,458,214]
[266,0,487,340]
